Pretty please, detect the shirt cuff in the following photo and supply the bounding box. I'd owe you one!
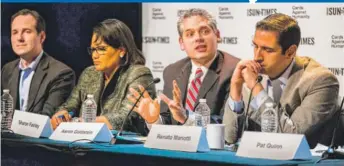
[250,90,269,111]
[183,110,195,126]
[145,115,163,130]
[227,95,244,114]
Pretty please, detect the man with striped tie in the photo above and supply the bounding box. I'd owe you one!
[127,8,240,127]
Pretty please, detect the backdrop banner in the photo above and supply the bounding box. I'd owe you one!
[142,3,344,96]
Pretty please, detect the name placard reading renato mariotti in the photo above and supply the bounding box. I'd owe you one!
[144,125,210,152]
[236,131,312,160]
[49,122,113,143]
[156,133,192,141]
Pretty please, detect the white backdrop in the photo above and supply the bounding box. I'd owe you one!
[142,3,344,96]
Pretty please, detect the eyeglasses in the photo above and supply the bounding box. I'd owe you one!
[87,46,109,55]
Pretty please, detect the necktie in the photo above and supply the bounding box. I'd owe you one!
[185,68,203,112]
[271,79,282,103]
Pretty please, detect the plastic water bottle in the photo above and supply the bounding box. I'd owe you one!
[194,99,211,129]
[81,94,97,122]
[1,89,14,130]
[261,102,278,133]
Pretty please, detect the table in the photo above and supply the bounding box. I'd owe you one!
[1,132,343,166]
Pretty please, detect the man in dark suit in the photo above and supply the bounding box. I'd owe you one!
[1,9,75,117]
[127,8,239,126]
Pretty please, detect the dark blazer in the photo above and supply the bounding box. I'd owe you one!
[57,65,156,135]
[223,56,339,148]
[160,50,240,125]
[1,52,75,117]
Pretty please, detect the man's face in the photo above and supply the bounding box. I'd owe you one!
[252,30,290,78]
[179,15,220,64]
[11,15,45,59]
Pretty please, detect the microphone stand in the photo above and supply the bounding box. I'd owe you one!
[110,78,160,145]
[320,97,344,161]
[239,75,263,140]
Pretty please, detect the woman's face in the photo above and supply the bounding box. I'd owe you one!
[89,34,124,73]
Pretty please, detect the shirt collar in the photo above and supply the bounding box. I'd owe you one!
[18,50,44,71]
[190,52,217,74]
[276,58,295,85]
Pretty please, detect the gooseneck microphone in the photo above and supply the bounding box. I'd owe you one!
[320,97,344,161]
[239,75,263,139]
[111,78,160,144]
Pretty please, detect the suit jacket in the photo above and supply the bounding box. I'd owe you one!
[223,56,339,148]
[57,65,156,135]
[1,52,75,117]
[160,50,240,125]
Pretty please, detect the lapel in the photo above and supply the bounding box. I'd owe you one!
[175,60,192,105]
[9,60,20,110]
[280,56,306,104]
[194,52,222,108]
[26,53,49,112]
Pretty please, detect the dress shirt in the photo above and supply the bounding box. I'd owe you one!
[18,51,44,112]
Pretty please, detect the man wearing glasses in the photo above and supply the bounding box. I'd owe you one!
[1,9,75,117]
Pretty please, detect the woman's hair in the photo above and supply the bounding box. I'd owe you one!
[93,19,145,66]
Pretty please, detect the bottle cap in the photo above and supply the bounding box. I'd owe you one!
[199,99,207,103]
[265,102,274,108]
[87,94,94,98]
[3,89,10,93]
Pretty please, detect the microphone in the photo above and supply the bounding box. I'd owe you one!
[320,96,344,160]
[239,75,262,139]
[110,78,160,144]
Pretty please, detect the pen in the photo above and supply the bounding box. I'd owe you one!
[58,111,75,121]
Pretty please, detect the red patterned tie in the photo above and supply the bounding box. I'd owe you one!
[185,68,203,112]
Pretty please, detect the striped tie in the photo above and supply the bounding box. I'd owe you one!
[185,68,203,112]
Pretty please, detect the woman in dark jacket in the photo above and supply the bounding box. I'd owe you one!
[51,19,156,135]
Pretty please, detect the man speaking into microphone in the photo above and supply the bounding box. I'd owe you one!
[223,13,339,148]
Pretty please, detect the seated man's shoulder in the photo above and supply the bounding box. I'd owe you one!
[220,50,241,64]
[301,56,338,83]
[164,57,190,73]
[2,59,20,71]
[45,54,74,74]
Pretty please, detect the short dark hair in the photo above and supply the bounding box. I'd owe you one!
[256,13,301,54]
[11,9,46,34]
[93,19,145,66]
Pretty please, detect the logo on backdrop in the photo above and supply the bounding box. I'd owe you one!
[218,7,234,19]
[300,37,315,45]
[219,37,238,44]
[152,8,166,20]
[152,61,164,73]
[328,68,344,76]
[331,35,344,49]
[326,7,344,16]
[292,6,310,19]
[247,8,277,16]
[143,36,170,44]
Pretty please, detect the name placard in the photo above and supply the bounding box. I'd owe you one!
[11,110,52,138]
[236,131,312,160]
[144,124,209,152]
[49,122,113,143]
